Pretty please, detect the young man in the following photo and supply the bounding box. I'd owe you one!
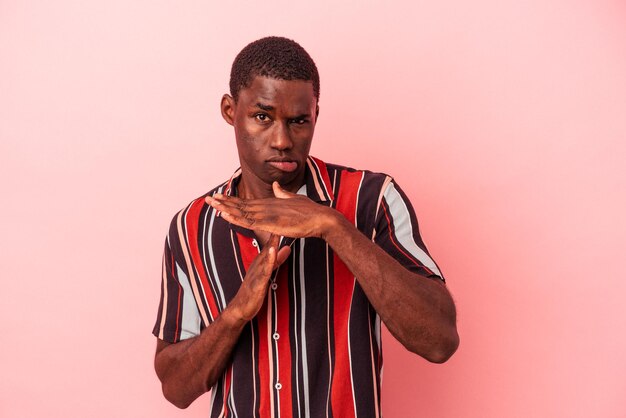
[153,36,458,417]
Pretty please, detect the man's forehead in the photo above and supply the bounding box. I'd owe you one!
[240,76,316,104]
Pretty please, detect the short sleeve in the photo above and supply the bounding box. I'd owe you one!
[152,217,202,343]
[374,180,445,283]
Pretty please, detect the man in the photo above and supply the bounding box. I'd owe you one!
[153,36,458,417]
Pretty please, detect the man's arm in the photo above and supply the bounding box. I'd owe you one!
[206,182,459,363]
[154,235,291,408]
[322,213,458,362]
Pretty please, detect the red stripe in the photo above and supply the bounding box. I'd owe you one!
[185,200,220,319]
[381,202,434,275]
[330,170,362,418]
[238,234,258,271]
[275,266,293,418]
[237,234,271,417]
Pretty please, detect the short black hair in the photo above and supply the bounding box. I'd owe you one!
[229,36,320,102]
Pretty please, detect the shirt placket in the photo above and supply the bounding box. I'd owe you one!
[251,237,284,415]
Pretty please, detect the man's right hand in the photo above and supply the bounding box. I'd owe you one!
[155,233,291,409]
[222,234,291,324]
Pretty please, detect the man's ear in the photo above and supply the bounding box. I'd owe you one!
[221,94,236,126]
[315,104,320,120]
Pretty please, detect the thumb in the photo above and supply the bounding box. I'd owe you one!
[273,181,294,199]
[261,246,277,278]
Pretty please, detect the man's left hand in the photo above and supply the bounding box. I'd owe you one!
[205,182,337,239]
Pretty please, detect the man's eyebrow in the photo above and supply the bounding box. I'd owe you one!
[255,102,274,111]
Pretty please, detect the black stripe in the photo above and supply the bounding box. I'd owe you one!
[326,244,336,418]
[355,172,388,239]
[288,240,303,417]
[350,283,377,417]
[251,320,261,418]
[302,237,333,418]
[210,377,224,418]
[230,322,255,417]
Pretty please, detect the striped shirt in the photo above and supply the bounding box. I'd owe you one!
[153,156,444,418]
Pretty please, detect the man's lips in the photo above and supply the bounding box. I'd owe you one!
[267,158,298,173]
[267,160,298,172]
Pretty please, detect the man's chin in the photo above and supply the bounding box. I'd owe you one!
[268,172,304,191]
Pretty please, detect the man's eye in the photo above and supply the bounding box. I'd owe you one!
[291,118,307,125]
[255,114,270,122]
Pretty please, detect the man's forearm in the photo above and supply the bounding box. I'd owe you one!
[154,308,248,409]
[323,214,459,363]
[155,234,289,408]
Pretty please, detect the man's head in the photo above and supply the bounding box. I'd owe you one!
[222,37,320,196]
[229,36,320,103]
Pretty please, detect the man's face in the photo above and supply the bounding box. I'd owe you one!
[222,76,318,193]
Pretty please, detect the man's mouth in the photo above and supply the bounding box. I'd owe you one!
[267,160,298,172]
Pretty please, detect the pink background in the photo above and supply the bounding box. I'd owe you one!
[2,1,625,417]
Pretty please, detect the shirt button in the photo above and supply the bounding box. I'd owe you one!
[273,333,280,340]
[275,383,282,390]
[252,239,258,248]
[271,283,278,290]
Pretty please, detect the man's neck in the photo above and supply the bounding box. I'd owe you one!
[237,171,305,200]
[237,176,274,200]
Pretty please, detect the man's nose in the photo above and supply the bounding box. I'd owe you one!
[270,123,293,150]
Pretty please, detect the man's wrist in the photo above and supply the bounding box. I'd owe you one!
[320,208,350,243]
[220,305,248,329]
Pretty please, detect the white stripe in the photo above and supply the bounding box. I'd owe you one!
[292,244,302,418]
[355,172,365,229]
[175,262,201,340]
[383,183,441,276]
[209,383,219,417]
[230,363,239,418]
[299,238,311,418]
[158,251,168,339]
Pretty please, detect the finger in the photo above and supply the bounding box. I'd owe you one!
[205,195,219,206]
[264,233,280,249]
[206,197,260,227]
[221,210,258,228]
[207,194,245,213]
[211,198,270,221]
[264,246,277,276]
[272,181,295,199]
[275,246,291,267]
[212,193,247,205]
[207,196,247,212]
